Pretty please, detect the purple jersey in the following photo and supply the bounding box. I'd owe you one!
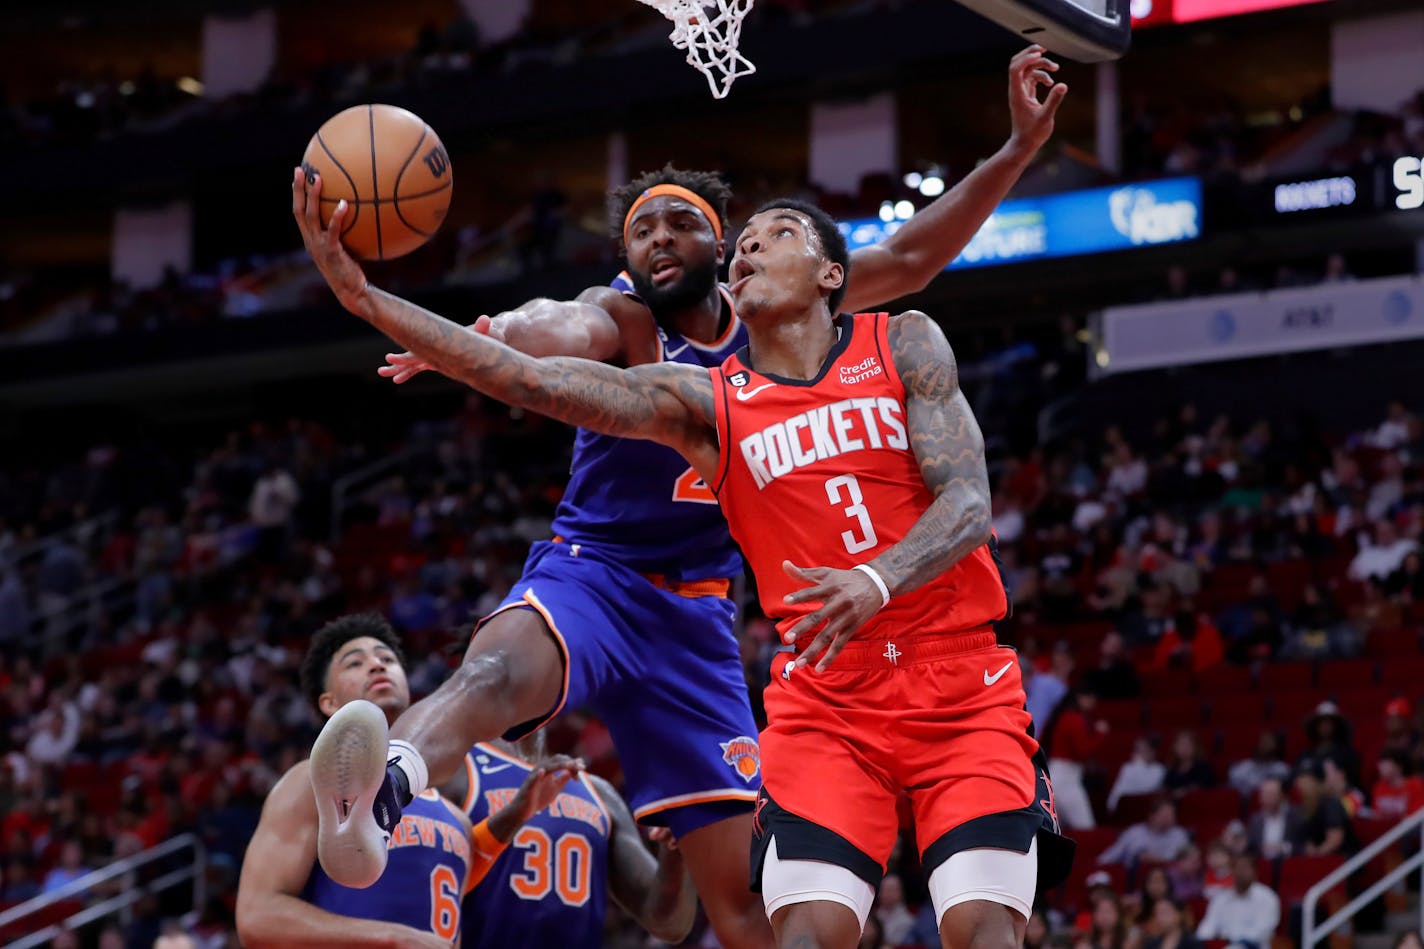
[549,277,746,580]
[459,744,613,949]
[304,790,471,938]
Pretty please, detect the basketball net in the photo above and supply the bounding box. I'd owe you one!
[636,0,756,99]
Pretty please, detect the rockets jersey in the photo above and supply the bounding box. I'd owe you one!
[548,277,745,580]
[460,743,612,949]
[304,789,471,940]
[710,311,1008,641]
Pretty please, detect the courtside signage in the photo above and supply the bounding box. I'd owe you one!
[1094,273,1424,375]
[839,177,1202,271]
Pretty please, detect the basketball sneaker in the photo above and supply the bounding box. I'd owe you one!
[310,699,405,888]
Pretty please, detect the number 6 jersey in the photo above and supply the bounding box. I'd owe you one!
[709,311,1008,642]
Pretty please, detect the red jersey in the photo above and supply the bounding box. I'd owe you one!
[1372,776,1424,818]
[710,312,1007,643]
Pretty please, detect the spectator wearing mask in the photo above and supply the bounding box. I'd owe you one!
[1195,854,1280,949]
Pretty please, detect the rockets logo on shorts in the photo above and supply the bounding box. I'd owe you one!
[720,736,761,782]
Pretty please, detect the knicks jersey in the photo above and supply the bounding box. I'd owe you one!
[549,277,745,580]
[304,789,471,940]
[710,312,1008,641]
[460,743,612,949]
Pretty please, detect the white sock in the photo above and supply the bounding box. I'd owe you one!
[388,739,429,800]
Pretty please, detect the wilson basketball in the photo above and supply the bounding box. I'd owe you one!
[301,104,453,261]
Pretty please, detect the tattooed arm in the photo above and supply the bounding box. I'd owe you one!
[781,310,990,671]
[865,311,992,593]
[290,167,719,477]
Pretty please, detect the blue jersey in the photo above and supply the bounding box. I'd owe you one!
[460,743,612,949]
[304,789,471,939]
[549,277,747,580]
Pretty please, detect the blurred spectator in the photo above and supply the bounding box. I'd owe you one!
[1298,700,1362,786]
[1195,853,1280,948]
[1395,932,1424,949]
[1382,698,1419,760]
[1085,892,1134,949]
[1295,763,1357,856]
[1246,777,1305,859]
[1047,688,1107,830]
[1109,736,1167,814]
[1142,898,1202,949]
[1082,631,1140,699]
[515,172,569,274]
[1163,729,1215,796]
[1025,647,1071,730]
[249,464,300,562]
[1134,864,1173,924]
[1201,840,1234,899]
[1228,731,1291,797]
[1349,520,1417,583]
[874,874,915,945]
[858,912,891,949]
[1153,610,1224,674]
[1370,401,1417,451]
[1323,758,1366,818]
[1167,844,1204,902]
[41,840,91,895]
[2,857,41,902]
[26,700,80,767]
[1098,798,1191,866]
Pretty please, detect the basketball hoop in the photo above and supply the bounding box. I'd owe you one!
[636,0,757,99]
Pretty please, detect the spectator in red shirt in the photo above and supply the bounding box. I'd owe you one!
[1153,609,1224,673]
[1047,688,1109,829]
[1372,751,1424,819]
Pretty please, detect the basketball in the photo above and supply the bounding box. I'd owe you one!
[301,104,453,261]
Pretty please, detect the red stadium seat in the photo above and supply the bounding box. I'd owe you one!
[1109,793,1159,827]
[1195,664,1252,696]
[1269,690,1322,726]
[1266,560,1314,612]
[1258,663,1314,692]
[1380,654,1424,689]
[1205,691,1269,725]
[1178,786,1243,824]
[1317,658,1379,691]
[1276,853,1347,905]
[1098,699,1146,731]
[1148,696,1207,730]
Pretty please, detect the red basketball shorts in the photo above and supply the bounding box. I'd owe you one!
[754,631,1044,884]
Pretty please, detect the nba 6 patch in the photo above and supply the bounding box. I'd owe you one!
[720,736,761,782]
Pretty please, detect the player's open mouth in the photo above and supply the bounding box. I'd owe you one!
[367,676,393,691]
[728,258,757,293]
[650,257,682,285]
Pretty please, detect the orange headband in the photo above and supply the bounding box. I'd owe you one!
[623,184,723,243]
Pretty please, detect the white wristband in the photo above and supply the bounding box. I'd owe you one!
[853,564,891,609]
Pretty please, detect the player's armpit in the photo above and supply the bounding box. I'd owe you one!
[574,286,662,366]
[866,312,992,597]
[590,775,696,945]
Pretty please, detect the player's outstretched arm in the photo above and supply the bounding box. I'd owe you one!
[379,286,662,384]
[782,312,990,671]
[589,774,696,945]
[235,764,451,949]
[839,46,1067,313]
[292,169,717,468]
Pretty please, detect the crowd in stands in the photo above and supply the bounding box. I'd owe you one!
[11,319,1423,946]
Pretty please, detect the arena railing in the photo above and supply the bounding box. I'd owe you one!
[329,447,414,543]
[0,833,206,948]
[1303,806,1424,949]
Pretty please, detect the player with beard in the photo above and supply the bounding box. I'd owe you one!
[305,46,1065,949]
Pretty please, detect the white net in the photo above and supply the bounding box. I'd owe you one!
[635,0,757,99]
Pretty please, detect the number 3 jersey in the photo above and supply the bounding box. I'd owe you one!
[459,743,613,949]
[709,312,1008,642]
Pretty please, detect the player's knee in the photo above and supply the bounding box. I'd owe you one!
[938,901,1022,949]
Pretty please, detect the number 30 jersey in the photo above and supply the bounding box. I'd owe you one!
[459,743,612,949]
[709,312,1008,643]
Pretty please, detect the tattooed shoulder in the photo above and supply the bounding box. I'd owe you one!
[887,310,958,398]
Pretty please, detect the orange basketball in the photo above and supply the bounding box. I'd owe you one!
[301,104,453,261]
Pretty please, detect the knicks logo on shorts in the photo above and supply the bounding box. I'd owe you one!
[719,736,760,782]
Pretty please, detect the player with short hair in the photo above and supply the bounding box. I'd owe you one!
[297,46,1066,949]
[236,613,580,948]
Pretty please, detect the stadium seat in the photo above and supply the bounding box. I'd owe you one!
[1205,691,1269,725]
[1258,663,1314,692]
[1148,696,1207,730]
[1318,658,1379,690]
[1195,664,1252,696]
[1178,786,1244,825]
[1269,690,1322,726]
[1276,853,1347,906]
[1380,654,1424,689]
[1109,793,1159,827]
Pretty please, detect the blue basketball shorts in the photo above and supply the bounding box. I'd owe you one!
[475,539,761,838]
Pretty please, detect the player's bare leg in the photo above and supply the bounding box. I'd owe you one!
[939,899,1026,949]
[389,608,565,783]
[769,901,859,949]
[310,607,564,887]
[678,814,776,949]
